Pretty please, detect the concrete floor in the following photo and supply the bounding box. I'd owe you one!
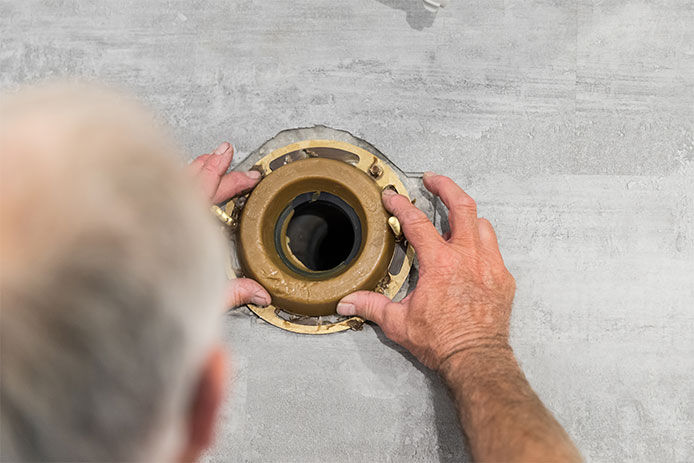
[2,0,693,461]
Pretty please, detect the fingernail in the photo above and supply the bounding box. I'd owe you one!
[251,293,270,307]
[423,171,436,179]
[214,142,230,155]
[382,189,396,198]
[336,302,355,316]
[245,170,262,179]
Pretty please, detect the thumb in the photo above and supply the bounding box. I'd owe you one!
[225,278,271,310]
[337,291,393,327]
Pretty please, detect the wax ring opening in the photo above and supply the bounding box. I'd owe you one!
[275,192,362,277]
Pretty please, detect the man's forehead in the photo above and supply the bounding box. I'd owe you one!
[2,111,70,161]
[0,86,161,278]
[0,114,78,276]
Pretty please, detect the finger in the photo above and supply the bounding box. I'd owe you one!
[225,278,271,309]
[212,170,263,204]
[382,190,443,250]
[337,290,394,327]
[199,143,234,200]
[213,141,232,156]
[188,153,213,175]
[422,172,477,241]
[399,292,414,305]
[477,218,503,259]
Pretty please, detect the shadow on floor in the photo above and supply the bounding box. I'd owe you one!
[373,0,437,30]
[372,327,472,462]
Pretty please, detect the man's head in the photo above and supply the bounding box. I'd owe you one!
[0,83,228,461]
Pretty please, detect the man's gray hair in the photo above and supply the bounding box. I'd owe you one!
[0,84,227,461]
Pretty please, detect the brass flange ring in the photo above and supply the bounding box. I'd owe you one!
[225,139,414,334]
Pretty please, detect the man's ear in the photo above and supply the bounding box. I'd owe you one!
[179,346,227,463]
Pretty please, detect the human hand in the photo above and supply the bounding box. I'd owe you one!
[188,141,262,204]
[337,172,516,371]
[189,142,270,309]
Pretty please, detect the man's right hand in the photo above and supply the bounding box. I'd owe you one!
[338,172,581,462]
[337,172,516,371]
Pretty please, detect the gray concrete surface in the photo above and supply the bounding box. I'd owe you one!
[2,0,693,461]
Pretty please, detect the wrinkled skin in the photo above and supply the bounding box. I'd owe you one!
[188,142,271,310]
[188,156,578,461]
[337,172,516,371]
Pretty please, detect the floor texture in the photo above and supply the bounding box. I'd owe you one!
[2,1,692,461]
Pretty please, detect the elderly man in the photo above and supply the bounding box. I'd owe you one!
[0,84,580,462]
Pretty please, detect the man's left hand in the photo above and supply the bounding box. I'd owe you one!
[188,141,262,203]
[189,142,270,310]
